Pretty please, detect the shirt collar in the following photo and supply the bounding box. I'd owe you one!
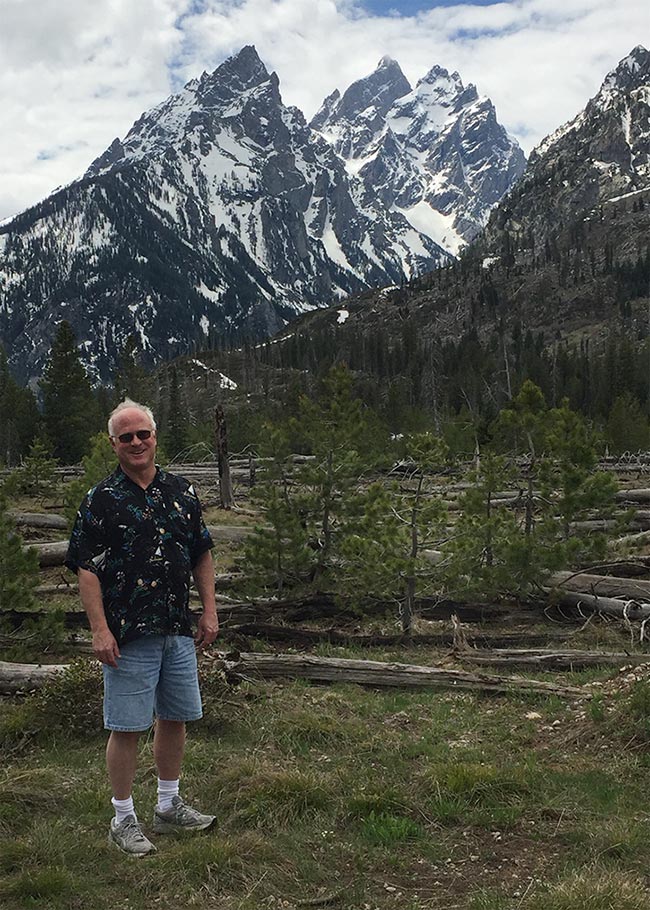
[114,464,164,492]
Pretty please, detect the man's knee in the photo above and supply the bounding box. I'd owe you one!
[108,730,141,746]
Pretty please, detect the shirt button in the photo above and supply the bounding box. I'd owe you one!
[151,580,158,588]
[159,527,165,534]
[137,578,144,586]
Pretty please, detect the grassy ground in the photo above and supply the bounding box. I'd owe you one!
[2,653,650,910]
[5,485,650,907]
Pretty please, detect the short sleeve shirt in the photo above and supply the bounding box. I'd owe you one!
[65,465,214,646]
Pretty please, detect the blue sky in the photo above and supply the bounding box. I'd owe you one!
[361,0,502,13]
[0,0,646,221]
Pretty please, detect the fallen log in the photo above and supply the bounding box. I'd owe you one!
[458,648,650,670]
[28,540,68,567]
[612,530,650,548]
[11,512,68,530]
[0,660,69,694]
[0,652,590,698]
[584,560,650,578]
[35,584,78,595]
[615,489,650,503]
[215,652,589,698]
[543,588,650,620]
[206,525,256,542]
[547,571,650,601]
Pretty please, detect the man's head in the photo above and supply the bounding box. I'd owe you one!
[108,399,157,480]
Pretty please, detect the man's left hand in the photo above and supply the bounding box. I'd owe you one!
[195,610,219,649]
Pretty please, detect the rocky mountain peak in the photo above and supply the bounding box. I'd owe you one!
[417,64,463,98]
[528,44,650,197]
[322,57,411,126]
[86,46,282,179]
[195,44,272,103]
[602,44,650,95]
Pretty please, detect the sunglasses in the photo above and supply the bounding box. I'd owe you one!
[111,429,154,444]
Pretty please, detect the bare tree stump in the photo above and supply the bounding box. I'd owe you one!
[214,405,233,510]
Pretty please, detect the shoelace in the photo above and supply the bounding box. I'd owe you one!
[122,819,147,841]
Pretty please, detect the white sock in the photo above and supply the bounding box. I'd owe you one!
[157,778,180,812]
[112,795,136,824]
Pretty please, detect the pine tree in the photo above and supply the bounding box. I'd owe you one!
[0,346,41,466]
[40,321,101,464]
[64,431,117,528]
[161,367,189,461]
[543,399,617,544]
[6,438,58,499]
[442,454,522,601]
[291,365,386,587]
[114,335,151,403]
[606,393,650,454]
[0,492,39,612]
[334,433,449,633]
[243,424,313,596]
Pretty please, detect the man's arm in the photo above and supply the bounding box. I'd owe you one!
[78,568,120,667]
[192,549,219,649]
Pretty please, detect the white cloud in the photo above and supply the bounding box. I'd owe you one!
[0,0,647,220]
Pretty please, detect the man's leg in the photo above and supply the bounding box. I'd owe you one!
[153,719,186,780]
[106,730,141,799]
[151,637,215,833]
[103,638,161,856]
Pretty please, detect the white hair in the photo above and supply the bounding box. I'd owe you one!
[108,398,157,436]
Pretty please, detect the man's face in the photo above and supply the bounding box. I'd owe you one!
[110,407,157,476]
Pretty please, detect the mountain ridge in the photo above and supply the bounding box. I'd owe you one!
[1,45,522,385]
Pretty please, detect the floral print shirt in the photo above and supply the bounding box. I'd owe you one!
[65,466,214,645]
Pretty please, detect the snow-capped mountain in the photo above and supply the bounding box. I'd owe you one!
[486,44,650,254]
[311,57,526,254]
[0,46,523,384]
[272,46,650,367]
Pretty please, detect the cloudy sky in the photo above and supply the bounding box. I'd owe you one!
[1,0,647,221]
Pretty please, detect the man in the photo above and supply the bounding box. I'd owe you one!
[65,398,219,857]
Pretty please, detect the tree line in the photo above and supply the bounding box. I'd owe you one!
[2,312,650,474]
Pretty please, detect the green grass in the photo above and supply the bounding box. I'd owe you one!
[3,641,650,908]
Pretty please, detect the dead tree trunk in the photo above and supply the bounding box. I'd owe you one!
[215,405,233,510]
[11,512,67,530]
[543,588,650,620]
[457,648,650,670]
[0,654,588,698]
[548,571,650,601]
[26,540,68,567]
[0,660,69,694]
[216,652,588,698]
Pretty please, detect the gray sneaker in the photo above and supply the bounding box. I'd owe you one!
[152,796,216,834]
[109,815,156,857]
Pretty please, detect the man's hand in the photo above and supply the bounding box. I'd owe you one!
[92,628,121,667]
[194,610,219,650]
[78,568,119,666]
[192,550,218,650]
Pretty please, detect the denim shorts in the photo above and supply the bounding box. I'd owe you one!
[103,635,203,731]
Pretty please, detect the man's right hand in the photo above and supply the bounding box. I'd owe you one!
[92,629,120,667]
